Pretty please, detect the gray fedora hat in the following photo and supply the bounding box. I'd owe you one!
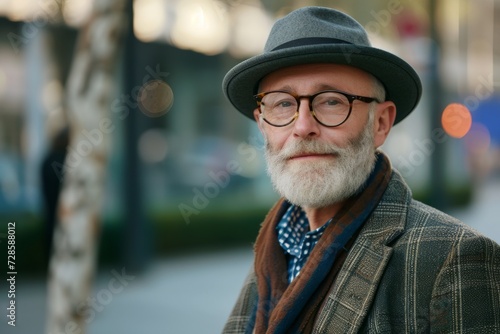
[223,6,422,125]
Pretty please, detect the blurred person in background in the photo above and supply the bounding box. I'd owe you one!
[221,7,500,333]
[41,127,69,269]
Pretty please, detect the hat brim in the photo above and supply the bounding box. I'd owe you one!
[223,44,422,125]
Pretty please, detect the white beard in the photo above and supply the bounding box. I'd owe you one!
[264,120,376,209]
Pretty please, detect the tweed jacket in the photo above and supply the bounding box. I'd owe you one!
[222,170,500,333]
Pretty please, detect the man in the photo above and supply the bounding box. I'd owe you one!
[222,6,500,334]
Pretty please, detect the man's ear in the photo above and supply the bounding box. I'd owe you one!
[373,101,396,148]
[253,109,264,133]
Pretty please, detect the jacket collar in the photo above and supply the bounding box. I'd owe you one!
[313,169,411,332]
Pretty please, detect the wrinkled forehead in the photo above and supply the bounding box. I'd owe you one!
[257,63,384,98]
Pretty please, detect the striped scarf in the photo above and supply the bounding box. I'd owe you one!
[251,152,392,334]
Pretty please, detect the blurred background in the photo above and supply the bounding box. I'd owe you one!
[0,0,499,333]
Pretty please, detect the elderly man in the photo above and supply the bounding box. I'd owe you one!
[222,6,500,334]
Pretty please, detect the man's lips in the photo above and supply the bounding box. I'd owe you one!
[288,153,335,160]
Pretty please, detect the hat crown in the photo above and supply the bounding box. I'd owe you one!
[264,7,371,53]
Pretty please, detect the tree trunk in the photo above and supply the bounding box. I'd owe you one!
[46,1,128,333]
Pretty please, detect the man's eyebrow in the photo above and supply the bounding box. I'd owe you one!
[315,83,342,91]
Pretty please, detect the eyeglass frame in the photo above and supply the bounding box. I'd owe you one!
[253,89,381,127]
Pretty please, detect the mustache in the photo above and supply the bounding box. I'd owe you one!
[266,138,345,161]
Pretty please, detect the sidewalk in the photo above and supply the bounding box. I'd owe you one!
[0,248,254,334]
[87,248,254,334]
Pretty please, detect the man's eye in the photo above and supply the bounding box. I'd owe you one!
[276,100,295,108]
[325,99,341,105]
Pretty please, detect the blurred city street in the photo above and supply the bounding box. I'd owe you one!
[87,248,254,334]
[1,176,499,334]
[0,1,499,333]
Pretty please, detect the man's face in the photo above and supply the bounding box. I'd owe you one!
[253,63,393,208]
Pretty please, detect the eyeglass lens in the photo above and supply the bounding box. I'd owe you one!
[259,91,351,127]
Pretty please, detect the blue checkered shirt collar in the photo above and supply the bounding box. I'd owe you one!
[276,204,331,282]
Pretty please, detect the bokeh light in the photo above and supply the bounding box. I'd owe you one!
[228,3,273,58]
[62,0,94,27]
[137,80,174,117]
[138,129,169,164]
[170,0,230,55]
[134,0,166,42]
[464,122,491,153]
[441,103,472,138]
[3,0,34,22]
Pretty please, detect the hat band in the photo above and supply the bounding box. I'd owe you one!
[271,37,352,51]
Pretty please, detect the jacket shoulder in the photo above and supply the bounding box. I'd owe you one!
[381,169,490,242]
[221,267,258,334]
[405,198,492,241]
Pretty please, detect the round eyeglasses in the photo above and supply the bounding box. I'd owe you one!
[254,90,380,127]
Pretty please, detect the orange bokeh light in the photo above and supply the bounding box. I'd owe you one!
[441,103,472,138]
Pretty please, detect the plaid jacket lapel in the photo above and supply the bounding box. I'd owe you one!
[312,171,410,333]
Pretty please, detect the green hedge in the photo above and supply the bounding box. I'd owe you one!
[149,207,267,254]
[0,208,267,275]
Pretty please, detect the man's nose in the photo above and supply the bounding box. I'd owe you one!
[292,99,321,138]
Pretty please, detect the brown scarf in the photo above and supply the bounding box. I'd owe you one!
[252,153,392,334]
